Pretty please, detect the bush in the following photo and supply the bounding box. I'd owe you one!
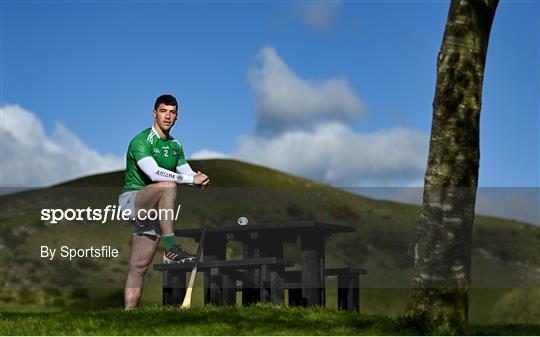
[493,288,540,324]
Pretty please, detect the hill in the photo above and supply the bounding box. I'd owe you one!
[0,159,539,324]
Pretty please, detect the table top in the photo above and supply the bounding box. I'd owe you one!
[174,220,355,239]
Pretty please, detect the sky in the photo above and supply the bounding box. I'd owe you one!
[1,1,538,223]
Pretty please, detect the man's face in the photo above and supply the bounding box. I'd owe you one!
[153,103,178,132]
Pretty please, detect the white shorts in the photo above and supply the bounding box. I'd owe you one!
[118,190,162,237]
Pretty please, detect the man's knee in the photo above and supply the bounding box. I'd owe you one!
[152,181,176,188]
[135,182,176,217]
[151,181,177,193]
[130,262,150,278]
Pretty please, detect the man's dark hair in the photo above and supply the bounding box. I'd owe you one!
[154,94,178,111]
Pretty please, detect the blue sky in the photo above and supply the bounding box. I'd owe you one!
[1,1,538,196]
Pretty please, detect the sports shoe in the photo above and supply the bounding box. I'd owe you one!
[163,244,196,264]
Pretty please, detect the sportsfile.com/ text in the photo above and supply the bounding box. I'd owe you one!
[40,205,182,224]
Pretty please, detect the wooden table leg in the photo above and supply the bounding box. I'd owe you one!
[270,268,284,305]
[163,270,186,306]
[300,231,325,307]
[222,270,237,305]
[337,271,359,311]
[203,234,227,305]
[242,239,260,305]
[258,234,285,304]
[209,267,223,305]
[288,289,303,306]
[163,270,172,305]
[259,264,270,303]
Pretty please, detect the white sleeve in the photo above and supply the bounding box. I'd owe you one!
[176,163,197,176]
[137,157,194,184]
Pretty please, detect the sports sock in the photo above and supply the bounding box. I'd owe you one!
[163,233,176,251]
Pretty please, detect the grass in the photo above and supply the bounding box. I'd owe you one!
[1,305,539,336]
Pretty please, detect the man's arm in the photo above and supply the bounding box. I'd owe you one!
[174,143,209,188]
[137,157,194,184]
[176,163,197,177]
[176,162,210,188]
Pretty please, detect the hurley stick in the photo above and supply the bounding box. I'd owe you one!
[181,227,206,308]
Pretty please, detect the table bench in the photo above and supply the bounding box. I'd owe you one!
[155,262,367,311]
[154,257,291,305]
[285,267,367,311]
[154,221,366,310]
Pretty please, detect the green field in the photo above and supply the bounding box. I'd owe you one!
[1,305,539,335]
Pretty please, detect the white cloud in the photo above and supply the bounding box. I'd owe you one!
[235,122,428,186]
[295,1,341,31]
[0,104,123,187]
[190,149,228,160]
[248,46,367,134]
[241,47,426,185]
[193,46,427,187]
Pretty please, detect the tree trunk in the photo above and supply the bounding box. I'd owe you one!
[405,0,498,334]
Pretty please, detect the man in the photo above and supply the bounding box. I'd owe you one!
[118,94,210,309]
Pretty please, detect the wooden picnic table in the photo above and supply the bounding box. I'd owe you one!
[155,221,359,308]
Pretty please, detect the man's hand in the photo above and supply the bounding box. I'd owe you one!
[193,171,210,189]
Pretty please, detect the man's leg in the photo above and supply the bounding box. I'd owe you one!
[134,181,177,234]
[124,234,159,309]
[132,181,194,262]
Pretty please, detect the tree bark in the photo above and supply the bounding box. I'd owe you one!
[405,0,498,334]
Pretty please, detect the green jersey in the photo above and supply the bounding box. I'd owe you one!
[123,127,188,191]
